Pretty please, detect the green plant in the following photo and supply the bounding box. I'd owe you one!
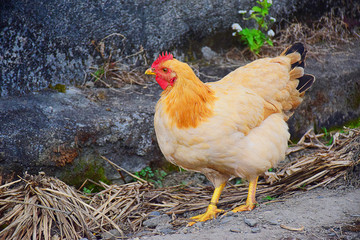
[322,127,334,146]
[232,0,275,54]
[262,195,276,201]
[234,178,243,185]
[83,186,93,194]
[134,166,168,188]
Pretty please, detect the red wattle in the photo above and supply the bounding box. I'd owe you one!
[156,76,169,90]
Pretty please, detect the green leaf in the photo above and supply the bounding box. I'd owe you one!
[252,6,262,13]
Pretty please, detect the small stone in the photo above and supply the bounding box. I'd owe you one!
[148,211,161,217]
[181,227,189,234]
[201,46,217,60]
[220,216,235,224]
[251,227,261,233]
[230,227,242,233]
[268,219,279,225]
[156,223,174,234]
[101,229,122,240]
[244,218,258,227]
[193,222,203,228]
[224,211,236,217]
[85,81,94,88]
[143,214,171,228]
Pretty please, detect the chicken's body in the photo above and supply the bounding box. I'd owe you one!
[146,43,315,225]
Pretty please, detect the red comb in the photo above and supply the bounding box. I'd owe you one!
[152,52,174,68]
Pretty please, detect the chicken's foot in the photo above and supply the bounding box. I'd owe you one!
[188,182,226,226]
[232,177,258,212]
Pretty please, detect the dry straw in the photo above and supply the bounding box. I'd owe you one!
[0,128,359,239]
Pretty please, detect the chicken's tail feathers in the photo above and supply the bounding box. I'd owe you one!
[281,42,306,69]
[297,74,315,93]
[282,42,315,93]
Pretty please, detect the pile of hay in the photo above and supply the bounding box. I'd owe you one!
[0,129,359,239]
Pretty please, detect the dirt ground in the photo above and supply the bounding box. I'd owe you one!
[131,184,360,240]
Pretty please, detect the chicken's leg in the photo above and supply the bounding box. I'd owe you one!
[188,182,226,226]
[232,177,258,212]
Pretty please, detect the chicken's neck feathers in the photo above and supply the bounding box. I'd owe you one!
[160,71,216,129]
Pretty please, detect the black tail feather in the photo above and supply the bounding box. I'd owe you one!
[284,42,305,56]
[297,74,315,93]
[291,59,305,69]
[285,42,307,69]
[285,43,315,92]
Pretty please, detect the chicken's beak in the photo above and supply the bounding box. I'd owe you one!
[145,68,156,75]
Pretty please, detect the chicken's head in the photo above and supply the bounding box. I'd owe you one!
[145,52,177,90]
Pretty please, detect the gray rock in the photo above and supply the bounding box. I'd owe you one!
[1,0,349,97]
[244,218,258,227]
[268,219,279,225]
[155,223,174,234]
[0,86,162,184]
[193,222,204,228]
[220,216,236,224]
[148,211,161,217]
[143,214,171,228]
[251,227,261,233]
[229,227,242,233]
[201,46,217,60]
[223,211,237,217]
[101,229,122,240]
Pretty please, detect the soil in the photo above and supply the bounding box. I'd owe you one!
[130,176,360,240]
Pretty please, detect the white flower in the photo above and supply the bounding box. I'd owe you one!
[249,10,254,15]
[231,23,242,32]
[238,10,247,14]
[270,17,276,22]
[232,32,237,36]
[267,0,272,4]
[267,29,275,37]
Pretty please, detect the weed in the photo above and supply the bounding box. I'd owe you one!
[322,127,334,146]
[262,195,276,201]
[232,0,275,54]
[235,178,243,185]
[134,166,168,188]
[83,186,93,195]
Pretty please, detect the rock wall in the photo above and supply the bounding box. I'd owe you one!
[0,0,322,97]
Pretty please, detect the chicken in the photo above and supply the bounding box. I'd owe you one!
[145,43,315,225]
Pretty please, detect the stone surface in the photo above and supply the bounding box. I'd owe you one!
[0,85,162,184]
[244,218,258,227]
[143,214,171,228]
[101,229,122,240]
[1,0,340,97]
[201,47,218,60]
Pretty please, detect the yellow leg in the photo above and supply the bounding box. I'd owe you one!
[188,182,226,226]
[232,177,258,212]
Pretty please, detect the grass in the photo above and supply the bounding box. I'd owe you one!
[133,166,168,188]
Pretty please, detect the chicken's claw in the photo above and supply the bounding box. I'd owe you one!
[231,202,257,212]
[188,204,224,226]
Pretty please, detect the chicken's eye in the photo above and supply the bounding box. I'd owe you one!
[162,68,168,73]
